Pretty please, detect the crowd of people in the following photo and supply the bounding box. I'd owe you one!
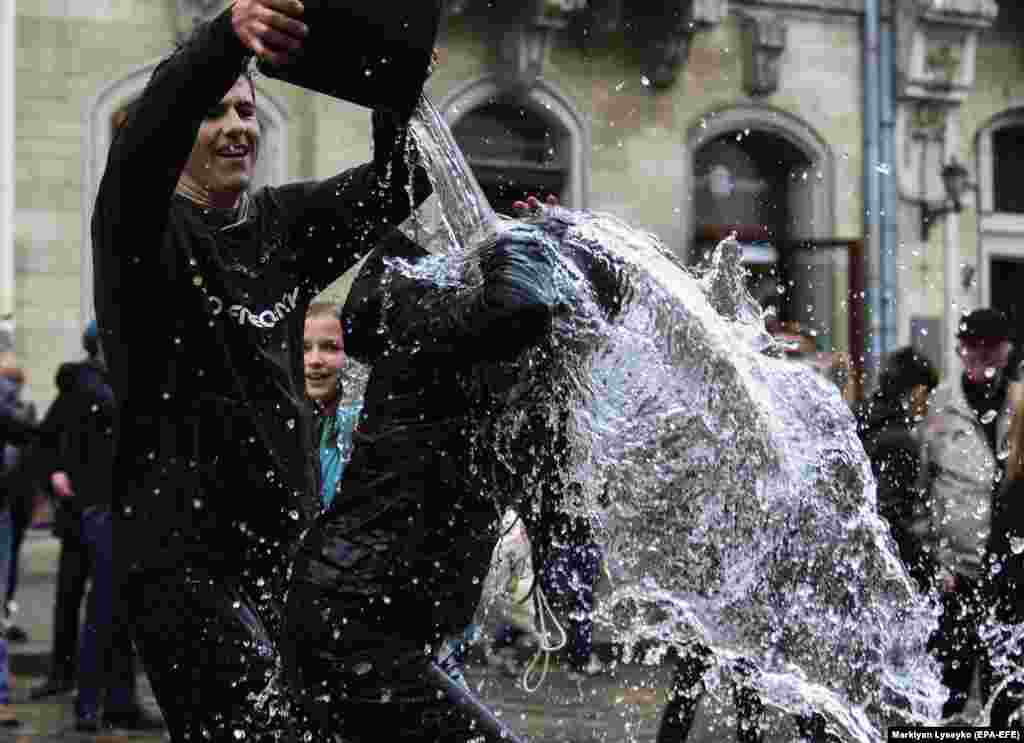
[0,0,1018,739]
[852,308,1024,729]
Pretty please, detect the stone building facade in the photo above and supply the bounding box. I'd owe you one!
[1,0,1018,406]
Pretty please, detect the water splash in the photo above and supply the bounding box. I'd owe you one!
[394,97,946,741]
[400,95,500,257]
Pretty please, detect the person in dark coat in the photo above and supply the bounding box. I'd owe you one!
[27,321,162,731]
[29,321,105,701]
[985,386,1024,728]
[285,211,627,741]
[89,0,429,738]
[855,346,939,585]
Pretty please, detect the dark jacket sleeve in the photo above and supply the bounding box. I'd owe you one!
[283,111,433,286]
[91,10,251,351]
[23,364,78,489]
[93,9,250,254]
[343,224,558,365]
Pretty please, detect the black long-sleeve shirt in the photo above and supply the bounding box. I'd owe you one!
[91,9,428,576]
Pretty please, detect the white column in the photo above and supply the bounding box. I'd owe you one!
[0,0,14,330]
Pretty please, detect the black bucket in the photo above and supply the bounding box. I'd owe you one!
[257,0,441,118]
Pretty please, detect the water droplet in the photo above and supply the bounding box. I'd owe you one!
[233,730,245,740]
[985,367,997,380]
[286,418,296,430]
[288,510,300,521]
[876,163,891,175]
[980,409,997,424]
[614,80,625,91]
[640,75,651,87]
[1012,537,1024,555]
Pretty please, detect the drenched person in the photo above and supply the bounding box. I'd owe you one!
[31,321,162,732]
[285,209,626,741]
[90,0,430,738]
[855,346,939,585]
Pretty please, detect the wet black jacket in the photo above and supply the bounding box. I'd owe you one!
[856,393,928,582]
[33,360,115,514]
[290,217,627,653]
[987,478,1024,623]
[91,9,428,577]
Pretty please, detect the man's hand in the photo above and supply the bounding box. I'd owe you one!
[50,471,74,499]
[232,0,308,67]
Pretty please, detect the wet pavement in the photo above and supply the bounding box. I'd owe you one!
[0,530,940,742]
[1,530,677,742]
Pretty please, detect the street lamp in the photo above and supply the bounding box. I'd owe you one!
[920,157,974,240]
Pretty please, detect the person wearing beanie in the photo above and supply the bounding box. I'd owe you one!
[855,347,938,585]
[28,320,100,701]
[28,322,161,730]
[911,307,1018,721]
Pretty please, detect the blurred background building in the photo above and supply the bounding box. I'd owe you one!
[1,0,1020,405]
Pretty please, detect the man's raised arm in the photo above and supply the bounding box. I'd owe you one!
[94,0,307,243]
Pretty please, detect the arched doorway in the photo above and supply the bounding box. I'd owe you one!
[689,106,836,347]
[440,75,589,212]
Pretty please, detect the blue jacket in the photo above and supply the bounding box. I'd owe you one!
[318,400,362,509]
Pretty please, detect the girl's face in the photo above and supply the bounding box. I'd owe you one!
[303,314,345,405]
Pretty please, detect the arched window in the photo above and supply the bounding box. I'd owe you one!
[993,124,1024,214]
[452,96,570,216]
[688,105,835,344]
[440,75,589,212]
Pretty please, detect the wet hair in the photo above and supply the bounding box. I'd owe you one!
[877,347,938,400]
[305,301,343,325]
[114,39,257,148]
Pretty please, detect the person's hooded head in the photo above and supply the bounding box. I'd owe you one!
[956,308,1013,386]
[878,346,938,420]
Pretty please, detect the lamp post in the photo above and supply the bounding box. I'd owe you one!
[920,157,973,240]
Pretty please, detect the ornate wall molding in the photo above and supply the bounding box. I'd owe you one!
[740,13,787,96]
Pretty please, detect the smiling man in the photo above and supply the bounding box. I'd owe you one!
[90,0,429,740]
